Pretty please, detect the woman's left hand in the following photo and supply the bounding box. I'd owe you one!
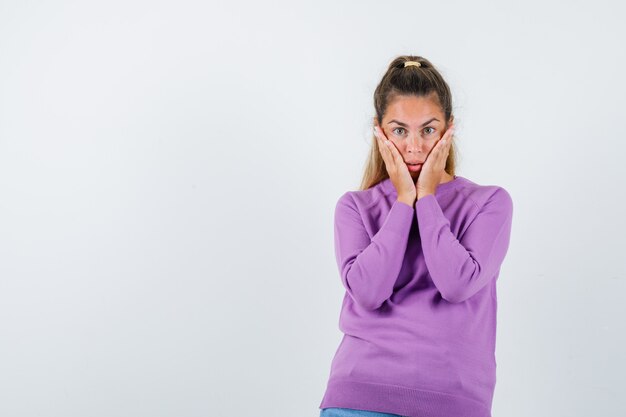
[416,124,455,197]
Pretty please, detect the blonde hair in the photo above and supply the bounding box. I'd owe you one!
[359,55,458,191]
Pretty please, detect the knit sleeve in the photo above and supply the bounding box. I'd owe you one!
[333,192,414,311]
[415,188,513,303]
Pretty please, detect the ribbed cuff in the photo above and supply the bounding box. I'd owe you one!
[382,199,415,235]
[415,194,446,228]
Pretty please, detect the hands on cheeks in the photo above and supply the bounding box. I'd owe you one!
[373,125,416,205]
[373,123,456,202]
[416,123,455,198]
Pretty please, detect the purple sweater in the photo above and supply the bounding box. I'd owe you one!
[319,175,513,417]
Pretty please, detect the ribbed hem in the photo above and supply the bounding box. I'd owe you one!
[319,378,491,417]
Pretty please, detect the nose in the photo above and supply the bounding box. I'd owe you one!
[406,134,423,154]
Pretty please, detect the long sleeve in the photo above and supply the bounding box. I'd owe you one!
[333,192,414,311]
[415,188,513,303]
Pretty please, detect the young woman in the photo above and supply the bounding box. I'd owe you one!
[318,56,514,417]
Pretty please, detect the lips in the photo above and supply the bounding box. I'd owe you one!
[407,162,422,171]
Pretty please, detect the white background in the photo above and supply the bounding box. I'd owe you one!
[1,1,625,416]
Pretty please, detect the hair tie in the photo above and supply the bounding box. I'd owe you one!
[404,61,421,68]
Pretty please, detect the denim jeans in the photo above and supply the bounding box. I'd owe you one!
[320,407,406,417]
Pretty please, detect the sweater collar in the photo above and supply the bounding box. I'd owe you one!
[379,175,461,195]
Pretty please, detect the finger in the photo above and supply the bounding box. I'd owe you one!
[377,139,392,171]
[374,127,389,158]
[374,128,393,167]
[375,127,397,165]
[437,127,455,150]
[445,125,455,141]
[429,135,450,167]
[374,127,401,163]
[441,134,453,164]
[385,138,405,166]
[444,130,454,152]
[374,125,392,145]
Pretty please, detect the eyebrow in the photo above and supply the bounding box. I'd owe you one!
[387,117,439,127]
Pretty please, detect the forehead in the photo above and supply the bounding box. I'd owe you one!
[384,94,443,121]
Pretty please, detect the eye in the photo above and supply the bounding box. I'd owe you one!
[424,127,435,135]
[392,127,406,136]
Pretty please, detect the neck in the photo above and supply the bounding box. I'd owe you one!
[411,172,455,184]
[441,172,455,184]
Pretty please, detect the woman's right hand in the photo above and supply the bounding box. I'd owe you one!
[373,125,417,206]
